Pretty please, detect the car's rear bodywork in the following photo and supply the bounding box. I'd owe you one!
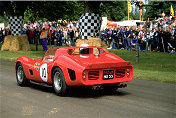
[15,46,133,88]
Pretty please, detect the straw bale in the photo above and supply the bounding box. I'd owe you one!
[1,35,12,51]
[76,38,107,50]
[9,36,20,51]
[19,35,31,51]
[1,35,31,51]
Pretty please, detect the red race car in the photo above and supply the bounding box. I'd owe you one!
[15,46,133,95]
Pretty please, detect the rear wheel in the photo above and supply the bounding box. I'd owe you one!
[16,63,30,86]
[52,68,68,96]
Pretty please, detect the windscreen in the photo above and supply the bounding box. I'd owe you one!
[67,48,104,55]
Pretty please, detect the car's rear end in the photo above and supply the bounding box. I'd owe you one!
[81,61,133,86]
[61,46,133,89]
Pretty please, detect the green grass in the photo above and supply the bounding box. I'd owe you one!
[0,43,176,84]
[109,49,176,84]
[0,44,53,61]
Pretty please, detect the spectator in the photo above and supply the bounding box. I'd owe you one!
[106,27,112,48]
[147,28,154,51]
[56,28,61,46]
[111,27,118,49]
[40,28,48,51]
[52,28,57,45]
[63,28,68,45]
[60,28,65,46]
[48,27,53,45]
[162,22,168,31]
[100,28,105,42]
[29,28,34,44]
[70,29,75,46]
[124,27,131,50]
[146,20,150,28]
[120,27,126,49]
[130,26,138,46]
[153,27,160,51]
[162,27,171,52]
[0,28,3,43]
[22,28,27,34]
[34,27,40,50]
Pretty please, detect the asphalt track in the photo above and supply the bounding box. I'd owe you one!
[0,59,175,118]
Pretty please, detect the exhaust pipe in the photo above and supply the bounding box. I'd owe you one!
[118,84,127,88]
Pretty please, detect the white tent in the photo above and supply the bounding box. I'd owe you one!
[109,20,145,27]
[0,23,4,30]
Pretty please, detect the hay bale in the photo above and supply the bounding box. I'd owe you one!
[9,36,20,51]
[1,35,12,51]
[76,37,107,50]
[1,35,31,51]
[19,35,31,51]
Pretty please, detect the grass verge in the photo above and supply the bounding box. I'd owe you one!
[109,49,176,84]
[0,44,176,84]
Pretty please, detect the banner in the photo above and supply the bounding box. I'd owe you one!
[140,9,142,16]
[128,0,132,13]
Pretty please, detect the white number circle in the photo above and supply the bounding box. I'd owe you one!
[40,63,48,82]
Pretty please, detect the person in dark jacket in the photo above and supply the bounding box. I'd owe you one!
[162,27,171,52]
[152,27,160,51]
[124,27,131,50]
[70,29,75,46]
[111,27,118,49]
[129,26,138,49]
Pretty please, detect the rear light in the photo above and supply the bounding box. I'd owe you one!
[126,69,130,77]
[82,71,86,81]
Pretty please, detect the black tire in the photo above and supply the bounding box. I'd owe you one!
[52,67,68,96]
[16,62,30,86]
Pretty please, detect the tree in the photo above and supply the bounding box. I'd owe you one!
[84,1,101,13]
[25,1,84,22]
[1,1,129,23]
[0,1,30,17]
[0,12,8,26]
[145,1,176,20]
[100,1,127,21]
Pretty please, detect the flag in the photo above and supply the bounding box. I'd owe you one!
[170,4,174,16]
[128,0,132,13]
[140,9,142,16]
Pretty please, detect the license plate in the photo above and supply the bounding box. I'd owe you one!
[103,70,114,80]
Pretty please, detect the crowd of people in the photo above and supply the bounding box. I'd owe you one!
[22,21,79,51]
[0,16,175,53]
[0,21,79,51]
[100,17,176,53]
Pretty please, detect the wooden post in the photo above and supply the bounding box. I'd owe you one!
[136,42,139,63]
[145,28,148,56]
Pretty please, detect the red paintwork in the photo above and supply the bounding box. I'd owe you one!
[15,46,133,86]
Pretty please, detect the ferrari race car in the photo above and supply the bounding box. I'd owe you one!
[15,46,133,95]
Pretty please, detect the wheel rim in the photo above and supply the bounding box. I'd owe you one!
[17,66,23,83]
[54,72,62,91]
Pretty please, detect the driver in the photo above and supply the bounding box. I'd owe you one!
[80,44,89,54]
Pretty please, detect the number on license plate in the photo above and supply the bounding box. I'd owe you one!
[103,70,114,79]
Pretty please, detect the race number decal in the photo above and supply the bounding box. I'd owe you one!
[40,63,48,82]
